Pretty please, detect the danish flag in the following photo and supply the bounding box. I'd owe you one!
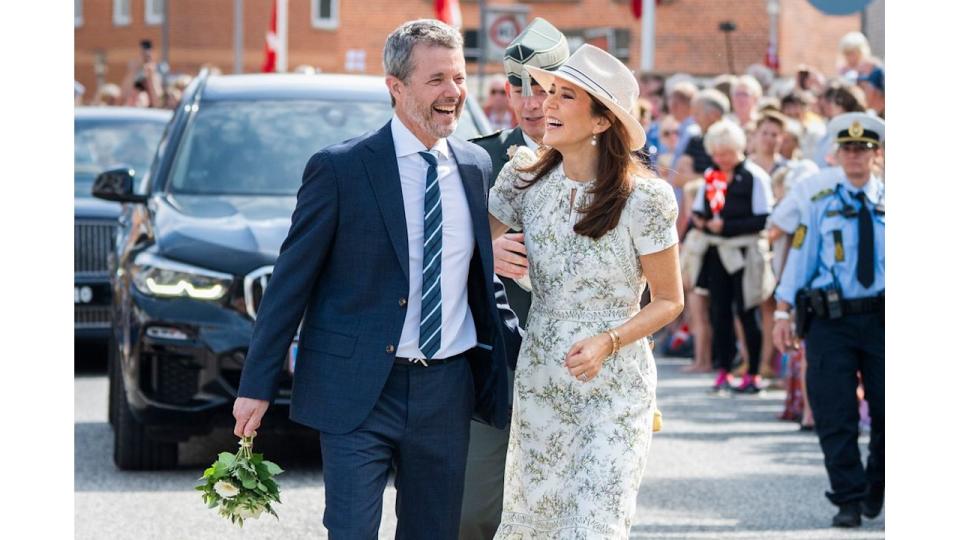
[435,0,462,29]
[262,0,278,73]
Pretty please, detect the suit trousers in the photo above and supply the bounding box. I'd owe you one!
[805,312,884,506]
[319,357,475,539]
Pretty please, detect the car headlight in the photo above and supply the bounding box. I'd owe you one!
[132,252,233,300]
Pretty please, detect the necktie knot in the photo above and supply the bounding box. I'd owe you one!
[419,150,438,168]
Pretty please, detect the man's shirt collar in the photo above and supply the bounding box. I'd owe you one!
[391,114,450,160]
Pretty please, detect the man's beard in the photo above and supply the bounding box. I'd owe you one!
[404,93,462,140]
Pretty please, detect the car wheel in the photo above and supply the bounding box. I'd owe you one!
[107,335,118,428]
[112,356,179,470]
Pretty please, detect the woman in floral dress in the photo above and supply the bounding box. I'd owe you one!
[488,44,684,538]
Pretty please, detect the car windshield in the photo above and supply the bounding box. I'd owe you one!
[167,99,483,196]
[75,118,167,198]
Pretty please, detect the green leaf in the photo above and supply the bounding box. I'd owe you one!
[202,466,216,478]
[217,452,236,467]
[262,460,284,476]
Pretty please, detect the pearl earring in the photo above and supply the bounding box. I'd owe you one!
[591,135,598,146]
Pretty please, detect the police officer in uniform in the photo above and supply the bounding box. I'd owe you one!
[460,18,569,539]
[773,112,885,528]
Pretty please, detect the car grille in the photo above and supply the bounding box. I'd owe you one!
[243,266,274,319]
[75,220,117,275]
[143,351,200,405]
[75,305,111,328]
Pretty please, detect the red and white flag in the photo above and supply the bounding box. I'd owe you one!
[262,0,278,73]
[435,0,462,29]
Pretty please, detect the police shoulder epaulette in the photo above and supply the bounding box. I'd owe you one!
[469,130,504,144]
[810,188,833,202]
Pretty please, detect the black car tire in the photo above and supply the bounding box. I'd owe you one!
[112,355,179,470]
[107,335,117,428]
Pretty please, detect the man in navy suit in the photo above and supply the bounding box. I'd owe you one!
[232,19,521,539]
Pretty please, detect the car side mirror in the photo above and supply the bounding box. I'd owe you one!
[92,168,148,204]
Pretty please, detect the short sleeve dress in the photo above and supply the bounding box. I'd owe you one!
[488,147,678,538]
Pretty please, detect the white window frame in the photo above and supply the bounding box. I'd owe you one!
[145,0,165,26]
[113,0,131,26]
[75,0,83,27]
[311,0,339,30]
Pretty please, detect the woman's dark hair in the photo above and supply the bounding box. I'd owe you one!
[517,96,650,239]
[823,81,867,113]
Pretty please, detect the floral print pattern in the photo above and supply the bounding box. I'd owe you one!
[489,147,679,538]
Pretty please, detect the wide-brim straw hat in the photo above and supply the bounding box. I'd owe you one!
[526,44,646,150]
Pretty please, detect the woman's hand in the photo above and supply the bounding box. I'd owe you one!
[706,217,724,234]
[565,334,614,382]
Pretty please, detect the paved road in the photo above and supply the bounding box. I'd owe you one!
[75,355,884,539]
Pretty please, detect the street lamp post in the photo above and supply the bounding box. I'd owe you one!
[719,21,736,73]
[234,0,244,74]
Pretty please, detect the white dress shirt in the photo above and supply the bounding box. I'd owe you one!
[391,115,477,360]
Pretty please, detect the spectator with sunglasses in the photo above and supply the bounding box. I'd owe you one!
[482,73,516,132]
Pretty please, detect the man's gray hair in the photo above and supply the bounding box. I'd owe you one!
[383,19,463,82]
[693,88,731,116]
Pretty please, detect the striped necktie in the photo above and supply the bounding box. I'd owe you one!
[418,151,443,359]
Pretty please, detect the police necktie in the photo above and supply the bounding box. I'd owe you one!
[854,191,875,288]
[418,151,443,359]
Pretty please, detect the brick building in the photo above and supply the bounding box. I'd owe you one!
[74,0,873,99]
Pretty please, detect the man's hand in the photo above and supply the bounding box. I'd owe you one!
[233,397,270,438]
[691,215,706,230]
[773,319,797,354]
[493,232,528,280]
[706,217,724,234]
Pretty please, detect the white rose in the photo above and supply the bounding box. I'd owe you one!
[214,480,240,499]
[236,505,264,520]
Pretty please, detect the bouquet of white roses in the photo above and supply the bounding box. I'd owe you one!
[196,433,284,527]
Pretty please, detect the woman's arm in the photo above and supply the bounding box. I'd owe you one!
[565,244,684,381]
[489,213,510,242]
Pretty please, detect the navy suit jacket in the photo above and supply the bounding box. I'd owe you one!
[238,120,522,434]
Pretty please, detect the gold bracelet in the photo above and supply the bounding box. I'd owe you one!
[606,329,622,357]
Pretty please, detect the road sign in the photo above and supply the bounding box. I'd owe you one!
[483,5,528,62]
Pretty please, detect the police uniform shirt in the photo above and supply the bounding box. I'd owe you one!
[770,166,845,234]
[775,174,885,306]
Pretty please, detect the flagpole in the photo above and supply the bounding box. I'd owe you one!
[234,0,244,74]
[478,0,487,101]
[277,0,288,72]
[640,0,655,72]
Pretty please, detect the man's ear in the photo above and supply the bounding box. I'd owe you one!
[385,75,404,103]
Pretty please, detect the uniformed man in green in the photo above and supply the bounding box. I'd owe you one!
[460,18,569,539]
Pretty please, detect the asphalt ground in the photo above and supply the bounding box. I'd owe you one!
[75,348,884,539]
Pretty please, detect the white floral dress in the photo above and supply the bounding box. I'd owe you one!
[489,147,679,539]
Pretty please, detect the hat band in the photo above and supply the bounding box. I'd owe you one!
[554,64,620,106]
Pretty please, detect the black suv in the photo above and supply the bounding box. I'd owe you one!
[75,107,170,342]
[93,71,492,469]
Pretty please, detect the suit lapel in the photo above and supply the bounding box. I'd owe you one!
[449,137,494,281]
[362,121,410,281]
[502,128,527,163]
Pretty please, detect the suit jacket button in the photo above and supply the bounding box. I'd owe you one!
[386,344,396,353]
[399,297,407,307]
